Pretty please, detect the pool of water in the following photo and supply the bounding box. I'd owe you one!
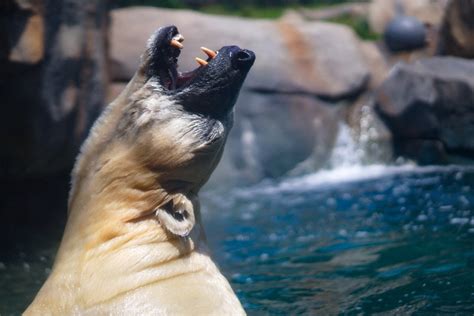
[2,165,474,314]
[203,165,474,315]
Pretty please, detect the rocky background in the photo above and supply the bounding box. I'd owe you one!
[108,0,474,187]
[1,0,473,227]
[0,0,109,231]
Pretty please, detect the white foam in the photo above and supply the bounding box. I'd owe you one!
[239,164,474,196]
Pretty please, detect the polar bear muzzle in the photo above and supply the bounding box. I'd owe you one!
[144,25,255,117]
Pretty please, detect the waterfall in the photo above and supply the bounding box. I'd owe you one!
[327,104,393,169]
[208,100,395,190]
[326,122,364,169]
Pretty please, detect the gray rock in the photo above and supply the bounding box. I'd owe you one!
[375,57,474,163]
[206,91,341,187]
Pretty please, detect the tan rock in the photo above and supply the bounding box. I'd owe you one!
[2,1,44,64]
[297,2,370,21]
[8,14,44,63]
[358,41,389,89]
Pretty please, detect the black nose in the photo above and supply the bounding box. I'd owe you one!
[232,49,255,70]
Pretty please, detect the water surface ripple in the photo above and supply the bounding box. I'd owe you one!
[202,165,474,315]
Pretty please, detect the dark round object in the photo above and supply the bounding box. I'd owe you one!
[383,15,427,52]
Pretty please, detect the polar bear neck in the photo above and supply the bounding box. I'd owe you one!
[46,81,213,307]
[47,142,210,308]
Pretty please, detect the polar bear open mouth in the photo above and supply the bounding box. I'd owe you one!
[146,25,255,93]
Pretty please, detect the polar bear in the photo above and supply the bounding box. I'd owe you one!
[25,25,255,315]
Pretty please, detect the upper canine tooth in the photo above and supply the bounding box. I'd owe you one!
[170,39,183,49]
[200,46,217,58]
[195,57,208,66]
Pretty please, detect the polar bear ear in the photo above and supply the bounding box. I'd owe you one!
[155,194,195,237]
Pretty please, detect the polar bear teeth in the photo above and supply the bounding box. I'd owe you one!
[170,33,184,49]
[170,40,183,49]
[195,47,219,66]
[169,33,218,68]
[201,46,217,58]
[195,57,208,66]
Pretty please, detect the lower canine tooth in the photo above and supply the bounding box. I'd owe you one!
[170,39,183,49]
[195,57,208,66]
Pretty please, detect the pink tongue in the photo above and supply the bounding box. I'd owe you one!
[176,70,197,87]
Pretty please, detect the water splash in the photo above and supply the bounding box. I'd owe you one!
[326,122,365,169]
[327,105,392,169]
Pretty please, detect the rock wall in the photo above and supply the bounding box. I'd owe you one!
[0,0,109,227]
[0,0,109,179]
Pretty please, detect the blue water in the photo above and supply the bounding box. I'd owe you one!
[203,165,474,315]
[1,165,474,314]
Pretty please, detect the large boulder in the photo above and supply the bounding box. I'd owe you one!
[110,7,371,185]
[358,41,390,89]
[375,57,474,164]
[207,91,342,187]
